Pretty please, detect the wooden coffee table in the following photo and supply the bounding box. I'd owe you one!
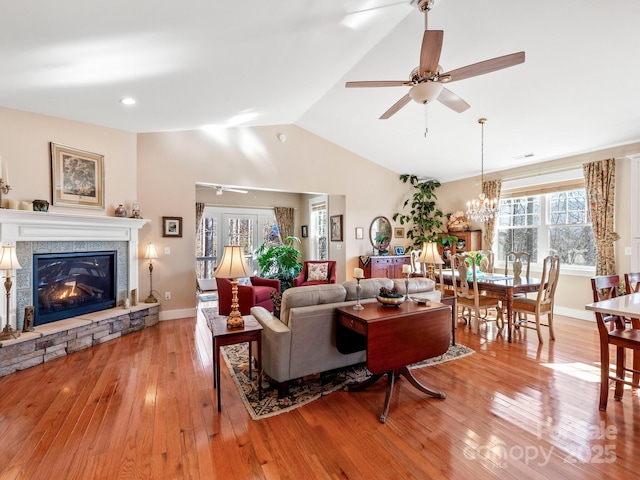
[336,301,451,423]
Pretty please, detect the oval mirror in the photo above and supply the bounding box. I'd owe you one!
[370,216,392,254]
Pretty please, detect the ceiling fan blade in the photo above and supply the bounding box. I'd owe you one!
[380,94,411,119]
[419,30,444,76]
[440,51,525,83]
[346,80,408,88]
[436,87,470,113]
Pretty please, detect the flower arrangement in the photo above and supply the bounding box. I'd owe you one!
[446,211,470,232]
[466,251,484,267]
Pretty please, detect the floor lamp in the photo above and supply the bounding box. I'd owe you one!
[214,245,251,329]
[0,244,22,340]
[144,243,158,303]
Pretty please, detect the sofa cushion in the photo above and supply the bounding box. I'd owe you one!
[280,283,347,326]
[343,278,394,301]
[392,277,436,295]
[238,277,252,286]
[307,262,329,281]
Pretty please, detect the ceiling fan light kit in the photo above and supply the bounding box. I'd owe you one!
[409,82,443,104]
[345,3,525,121]
[466,118,498,222]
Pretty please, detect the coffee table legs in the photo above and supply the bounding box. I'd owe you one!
[346,368,446,423]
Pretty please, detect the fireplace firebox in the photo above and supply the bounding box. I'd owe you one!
[33,251,117,326]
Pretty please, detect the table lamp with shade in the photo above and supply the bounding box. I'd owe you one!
[214,245,252,329]
[418,242,444,281]
[144,243,158,303]
[0,244,22,340]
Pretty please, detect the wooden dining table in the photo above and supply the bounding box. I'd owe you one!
[442,270,542,342]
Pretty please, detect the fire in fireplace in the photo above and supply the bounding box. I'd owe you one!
[33,251,117,326]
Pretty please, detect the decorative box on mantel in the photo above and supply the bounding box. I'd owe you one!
[0,209,150,331]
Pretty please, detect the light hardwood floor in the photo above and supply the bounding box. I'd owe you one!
[0,303,638,479]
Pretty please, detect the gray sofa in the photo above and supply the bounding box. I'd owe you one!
[250,277,441,396]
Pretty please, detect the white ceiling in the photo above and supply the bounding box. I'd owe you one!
[2,0,640,183]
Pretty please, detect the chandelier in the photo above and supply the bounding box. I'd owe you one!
[466,117,498,222]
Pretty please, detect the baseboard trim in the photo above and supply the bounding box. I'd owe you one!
[159,308,197,321]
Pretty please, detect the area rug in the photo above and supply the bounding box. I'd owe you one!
[221,341,474,420]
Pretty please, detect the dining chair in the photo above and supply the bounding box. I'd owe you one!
[511,255,560,343]
[590,275,640,410]
[452,253,503,335]
[477,250,495,274]
[505,251,531,278]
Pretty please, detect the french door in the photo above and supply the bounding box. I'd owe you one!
[197,207,276,277]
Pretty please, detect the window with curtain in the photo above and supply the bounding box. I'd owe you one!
[496,189,595,267]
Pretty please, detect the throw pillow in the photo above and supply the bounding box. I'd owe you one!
[307,262,329,281]
[237,277,252,286]
[270,291,282,318]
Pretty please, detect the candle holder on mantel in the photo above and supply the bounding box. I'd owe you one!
[0,179,11,209]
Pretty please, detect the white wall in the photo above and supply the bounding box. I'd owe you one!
[137,125,404,318]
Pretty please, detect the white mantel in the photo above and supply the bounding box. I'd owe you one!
[0,209,150,330]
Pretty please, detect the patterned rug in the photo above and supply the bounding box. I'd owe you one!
[221,340,474,420]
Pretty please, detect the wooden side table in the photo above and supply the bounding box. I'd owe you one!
[207,315,262,412]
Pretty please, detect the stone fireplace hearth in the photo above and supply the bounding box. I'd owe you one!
[0,209,154,377]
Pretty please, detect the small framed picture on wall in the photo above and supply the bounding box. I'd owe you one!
[162,216,182,237]
[301,225,308,238]
[394,227,404,238]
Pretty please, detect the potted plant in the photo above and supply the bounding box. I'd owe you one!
[254,236,303,291]
[392,174,447,252]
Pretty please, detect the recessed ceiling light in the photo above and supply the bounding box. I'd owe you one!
[119,97,136,105]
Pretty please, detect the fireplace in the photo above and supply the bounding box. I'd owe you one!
[33,251,117,326]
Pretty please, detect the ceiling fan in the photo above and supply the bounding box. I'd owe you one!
[196,183,248,195]
[345,0,525,119]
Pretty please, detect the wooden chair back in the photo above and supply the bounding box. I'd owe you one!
[477,250,494,273]
[505,251,531,278]
[537,255,560,311]
[624,272,640,294]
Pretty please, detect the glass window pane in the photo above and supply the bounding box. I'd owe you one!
[549,226,596,266]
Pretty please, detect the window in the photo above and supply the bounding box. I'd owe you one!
[309,196,328,260]
[496,189,595,269]
[196,207,276,277]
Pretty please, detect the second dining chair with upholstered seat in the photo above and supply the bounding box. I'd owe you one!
[452,253,503,335]
[511,255,560,343]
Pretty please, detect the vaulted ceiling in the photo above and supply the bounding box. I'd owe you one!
[2,0,639,182]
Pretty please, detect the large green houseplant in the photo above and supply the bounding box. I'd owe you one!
[392,174,450,252]
[254,236,303,291]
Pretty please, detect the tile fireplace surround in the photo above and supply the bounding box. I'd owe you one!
[0,209,154,377]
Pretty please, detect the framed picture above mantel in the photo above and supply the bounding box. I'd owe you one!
[50,142,105,209]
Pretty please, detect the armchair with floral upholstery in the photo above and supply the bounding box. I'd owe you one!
[293,260,337,287]
[217,276,281,316]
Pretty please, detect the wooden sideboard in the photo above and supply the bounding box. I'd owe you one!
[359,255,411,278]
[439,230,482,266]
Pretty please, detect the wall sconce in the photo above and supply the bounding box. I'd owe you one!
[214,245,251,329]
[144,243,158,303]
[0,244,22,340]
